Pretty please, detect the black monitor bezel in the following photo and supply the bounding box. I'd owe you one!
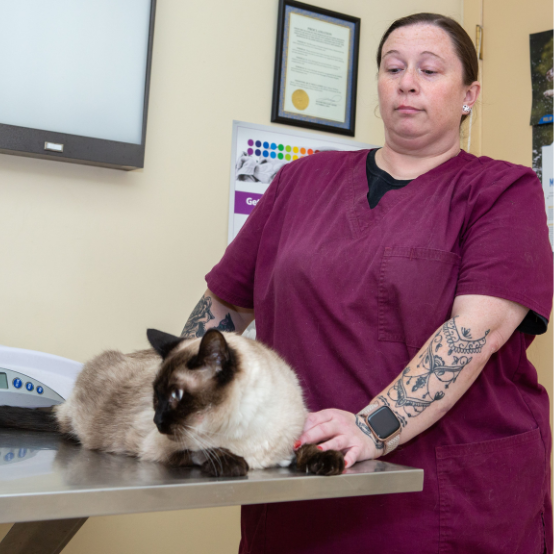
[0,0,157,171]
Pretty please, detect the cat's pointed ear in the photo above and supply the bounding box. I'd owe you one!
[147,329,184,360]
[196,329,230,370]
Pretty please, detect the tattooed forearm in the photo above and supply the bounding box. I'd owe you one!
[387,317,490,421]
[377,395,408,427]
[356,415,384,450]
[443,317,489,354]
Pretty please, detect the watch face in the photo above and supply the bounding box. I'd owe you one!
[367,406,401,439]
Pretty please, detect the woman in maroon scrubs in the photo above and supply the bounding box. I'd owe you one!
[184,13,553,554]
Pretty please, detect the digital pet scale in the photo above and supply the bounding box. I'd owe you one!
[0,346,82,470]
[0,345,82,409]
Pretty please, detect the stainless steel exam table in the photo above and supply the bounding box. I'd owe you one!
[0,429,423,554]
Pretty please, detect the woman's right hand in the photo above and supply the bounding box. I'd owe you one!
[296,408,383,469]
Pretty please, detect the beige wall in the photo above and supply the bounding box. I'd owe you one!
[463,0,553,407]
[21,0,554,551]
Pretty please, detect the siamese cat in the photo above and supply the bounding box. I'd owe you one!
[0,329,344,477]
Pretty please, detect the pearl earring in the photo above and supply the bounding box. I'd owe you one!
[462,104,472,113]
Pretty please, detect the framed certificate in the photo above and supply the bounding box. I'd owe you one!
[271,0,360,136]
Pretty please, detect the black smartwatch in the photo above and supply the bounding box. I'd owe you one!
[359,404,402,455]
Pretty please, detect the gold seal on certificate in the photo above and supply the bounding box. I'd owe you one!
[272,0,360,136]
[291,89,310,110]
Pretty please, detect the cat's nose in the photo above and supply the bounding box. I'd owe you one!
[154,406,170,433]
[154,412,164,432]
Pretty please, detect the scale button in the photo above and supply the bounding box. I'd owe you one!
[18,448,27,458]
[37,386,44,395]
[25,382,34,392]
[12,378,22,389]
[4,452,14,462]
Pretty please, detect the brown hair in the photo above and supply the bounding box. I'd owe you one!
[377,13,478,123]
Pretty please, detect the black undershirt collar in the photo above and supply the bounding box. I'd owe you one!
[366,148,412,209]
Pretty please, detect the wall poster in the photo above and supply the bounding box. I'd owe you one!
[533,124,553,250]
[530,30,553,250]
[228,120,376,244]
[529,30,553,126]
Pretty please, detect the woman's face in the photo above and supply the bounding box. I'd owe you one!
[378,24,477,151]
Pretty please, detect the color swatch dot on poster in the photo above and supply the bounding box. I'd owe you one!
[246,140,325,159]
[285,154,291,161]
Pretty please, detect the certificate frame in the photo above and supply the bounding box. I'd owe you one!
[271,0,360,136]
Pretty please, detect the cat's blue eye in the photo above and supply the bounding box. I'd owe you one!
[171,389,183,401]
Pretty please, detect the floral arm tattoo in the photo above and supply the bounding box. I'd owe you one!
[181,296,236,338]
[386,317,489,420]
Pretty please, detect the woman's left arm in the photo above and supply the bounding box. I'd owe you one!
[298,294,529,469]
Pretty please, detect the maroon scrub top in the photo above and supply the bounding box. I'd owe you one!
[206,150,553,554]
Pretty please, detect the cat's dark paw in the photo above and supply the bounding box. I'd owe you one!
[295,444,345,476]
[167,449,194,467]
[201,448,249,477]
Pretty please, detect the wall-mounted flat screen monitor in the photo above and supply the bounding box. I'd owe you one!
[0,0,156,170]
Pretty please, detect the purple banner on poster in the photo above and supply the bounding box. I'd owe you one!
[235,191,263,215]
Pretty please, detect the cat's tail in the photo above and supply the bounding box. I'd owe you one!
[0,405,60,433]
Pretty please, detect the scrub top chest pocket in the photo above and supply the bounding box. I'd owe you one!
[378,247,461,350]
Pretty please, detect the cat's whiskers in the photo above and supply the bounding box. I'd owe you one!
[180,426,222,475]
[186,424,229,439]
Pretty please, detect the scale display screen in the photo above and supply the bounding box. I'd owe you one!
[0,372,7,389]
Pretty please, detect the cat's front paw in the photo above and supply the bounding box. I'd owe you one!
[295,444,345,476]
[166,449,194,467]
[201,448,249,477]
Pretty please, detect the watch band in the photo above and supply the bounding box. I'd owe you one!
[358,402,402,456]
[383,433,401,456]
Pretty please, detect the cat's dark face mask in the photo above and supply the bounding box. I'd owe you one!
[148,328,238,436]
